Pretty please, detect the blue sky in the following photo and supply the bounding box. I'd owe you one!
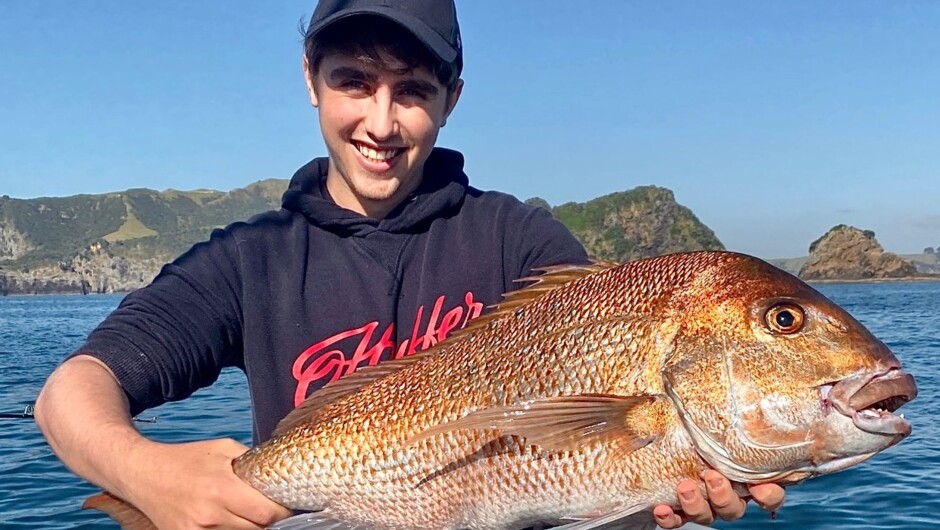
[1,1,938,258]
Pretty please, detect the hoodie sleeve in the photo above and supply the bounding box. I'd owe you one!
[70,228,245,416]
[509,204,591,282]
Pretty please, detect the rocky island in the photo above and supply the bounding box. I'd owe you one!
[798,225,921,281]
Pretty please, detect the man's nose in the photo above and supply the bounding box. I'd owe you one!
[363,88,398,141]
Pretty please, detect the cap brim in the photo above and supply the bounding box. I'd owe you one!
[306,6,457,63]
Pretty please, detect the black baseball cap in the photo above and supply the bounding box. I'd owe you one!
[307,0,462,66]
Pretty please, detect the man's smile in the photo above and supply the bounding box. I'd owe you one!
[353,141,403,167]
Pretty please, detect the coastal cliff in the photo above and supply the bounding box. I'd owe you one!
[0,181,285,295]
[798,225,919,281]
[0,241,167,295]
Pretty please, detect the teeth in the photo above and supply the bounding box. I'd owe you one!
[356,144,399,161]
[900,413,905,419]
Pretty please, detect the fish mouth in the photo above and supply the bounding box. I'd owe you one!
[824,368,917,436]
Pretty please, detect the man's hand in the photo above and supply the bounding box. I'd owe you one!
[35,356,291,530]
[122,438,293,530]
[653,470,785,528]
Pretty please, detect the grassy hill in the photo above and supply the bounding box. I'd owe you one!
[0,180,286,269]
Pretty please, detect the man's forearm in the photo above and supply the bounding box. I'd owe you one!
[34,355,153,500]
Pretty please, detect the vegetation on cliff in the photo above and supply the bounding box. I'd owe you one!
[530,186,724,262]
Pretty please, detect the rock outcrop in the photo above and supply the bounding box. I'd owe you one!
[0,241,163,295]
[0,222,34,260]
[798,225,918,280]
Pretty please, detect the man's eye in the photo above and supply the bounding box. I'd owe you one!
[341,80,369,91]
[399,89,428,100]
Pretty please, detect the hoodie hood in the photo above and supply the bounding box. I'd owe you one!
[281,148,469,236]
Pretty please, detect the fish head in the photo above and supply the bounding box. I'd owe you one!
[659,252,916,484]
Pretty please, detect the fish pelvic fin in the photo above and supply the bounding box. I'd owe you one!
[409,394,665,453]
[83,491,157,530]
[553,503,649,530]
[267,511,373,530]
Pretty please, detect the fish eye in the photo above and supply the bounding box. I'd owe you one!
[765,303,805,334]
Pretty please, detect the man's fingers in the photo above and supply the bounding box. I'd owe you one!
[224,478,293,526]
[675,478,715,525]
[748,482,786,512]
[701,470,747,521]
[657,472,783,529]
[652,504,685,529]
[238,500,293,527]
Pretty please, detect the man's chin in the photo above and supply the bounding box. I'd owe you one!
[354,183,403,204]
[354,171,422,200]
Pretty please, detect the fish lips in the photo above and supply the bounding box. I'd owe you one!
[827,369,917,437]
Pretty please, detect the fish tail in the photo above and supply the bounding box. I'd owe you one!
[83,491,158,530]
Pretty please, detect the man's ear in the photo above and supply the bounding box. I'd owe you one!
[441,79,464,127]
[303,56,319,107]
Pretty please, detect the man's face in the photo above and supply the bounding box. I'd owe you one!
[305,50,462,218]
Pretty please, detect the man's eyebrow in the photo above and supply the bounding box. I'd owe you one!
[327,66,440,95]
[328,66,377,83]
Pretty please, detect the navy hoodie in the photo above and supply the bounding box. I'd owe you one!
[76,148,589,442]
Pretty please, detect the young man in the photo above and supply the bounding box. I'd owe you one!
[35,1,784,529]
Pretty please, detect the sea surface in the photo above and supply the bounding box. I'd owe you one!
[1,282,938,529]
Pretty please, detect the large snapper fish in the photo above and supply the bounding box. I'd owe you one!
[87,251,916,530]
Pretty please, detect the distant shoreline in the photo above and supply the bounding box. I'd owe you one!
[806,276,940,285]
[4,275,940,297]
[0,291,131,297]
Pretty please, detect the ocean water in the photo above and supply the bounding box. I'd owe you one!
[1,282,938,529]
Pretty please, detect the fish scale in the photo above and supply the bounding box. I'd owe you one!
[85,251,918,530]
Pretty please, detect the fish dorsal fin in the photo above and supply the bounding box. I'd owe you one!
[272,354,434,437]
[498,262,615,309]
[273,261,618,439]
[447,261,619,343]
[409,394,665,454]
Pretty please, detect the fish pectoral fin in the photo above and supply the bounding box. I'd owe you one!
[267,511,371,530]
[553,503,649,530]
[83,491,157,530]
[410,394,664,453]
